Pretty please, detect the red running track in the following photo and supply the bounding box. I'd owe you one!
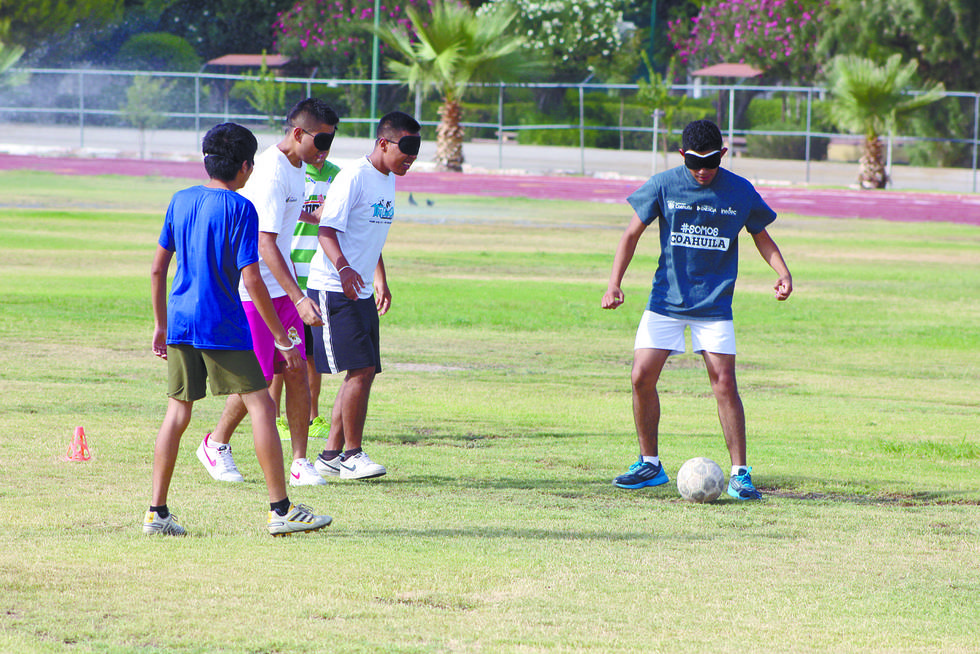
[2,154,979,225]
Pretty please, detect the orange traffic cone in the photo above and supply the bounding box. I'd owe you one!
[66,426,92,462]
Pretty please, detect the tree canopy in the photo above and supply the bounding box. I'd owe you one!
[6,0,980,95]
[273,0,425,79]
[667,0,827,83]
[479,0,628,83]
[375,0,540,171]
[816,0,980,91]
[0,0,122,63]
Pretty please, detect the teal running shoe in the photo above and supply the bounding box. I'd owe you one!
[727,467,763,500]
[613,459,669,489]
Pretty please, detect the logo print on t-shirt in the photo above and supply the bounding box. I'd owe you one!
[370,199,395,222]
[670,222,730,251]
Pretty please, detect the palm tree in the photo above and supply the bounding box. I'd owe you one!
[372,0,540,172]
[0,24,26,86]
[827,54,945,189]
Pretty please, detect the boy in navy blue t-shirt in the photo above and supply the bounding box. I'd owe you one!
[602,119,792,500]
[146,122,332,536]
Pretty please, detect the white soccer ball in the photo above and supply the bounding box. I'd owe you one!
[676,457,725,503]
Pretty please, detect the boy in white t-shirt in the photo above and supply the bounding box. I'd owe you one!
[195,98,340,487]
[307,111,422,480]
[269,157,343,441]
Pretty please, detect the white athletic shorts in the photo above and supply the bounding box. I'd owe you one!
[634,310,736,356]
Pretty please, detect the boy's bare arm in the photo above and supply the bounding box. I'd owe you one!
[257,231,322,325]
[374,253,391,315]
[150,245,174,359]
[241,263,303,369]
[602,213,648,309]
[297,201,324,225]
[751,229,793,301]
[318,226,364,300]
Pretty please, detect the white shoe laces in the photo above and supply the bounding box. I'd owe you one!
[214,445,239,472]
[294,458,318,476]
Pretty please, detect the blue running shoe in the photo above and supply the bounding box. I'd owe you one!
[727,467,763,500]
[613,459,669,489]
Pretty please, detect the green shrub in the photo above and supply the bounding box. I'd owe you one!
[746,120,829,160]
[905,100,974,168]
[745,97,785,128]
[117,32,200,72]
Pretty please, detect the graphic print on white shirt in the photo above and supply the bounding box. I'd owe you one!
[306,156,396,299]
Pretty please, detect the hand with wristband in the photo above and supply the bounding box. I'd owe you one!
[293,291,323,327]
[273,326,304,371]
[274,325,303,351]
[336,262,365,300]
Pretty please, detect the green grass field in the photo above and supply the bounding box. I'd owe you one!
[0,170,978,653]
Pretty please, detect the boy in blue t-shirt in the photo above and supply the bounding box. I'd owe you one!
[602,119,793,500]
[146,122,332,536]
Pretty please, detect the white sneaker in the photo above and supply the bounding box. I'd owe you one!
[142,510,186,536]
[267,503,332,536]
[313,453,343,477]
[289,458,326,486]
[196,434,244,482]
[337,451,387,480]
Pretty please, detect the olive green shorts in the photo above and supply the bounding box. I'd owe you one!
[166,344,267,402]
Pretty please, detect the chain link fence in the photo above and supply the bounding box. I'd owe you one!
[2,67,979,191]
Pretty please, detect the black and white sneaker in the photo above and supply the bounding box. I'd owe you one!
[337,451,386,480]
[314,453,343,477]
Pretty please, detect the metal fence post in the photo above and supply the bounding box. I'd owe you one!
[727,83,735,172]
[78,70,85,149]
[805,88,813,185]
[579,85,585,175]
[973,93,979,194]
[651,109,663,176]
[498,83,504,170]
[194,73,201,147]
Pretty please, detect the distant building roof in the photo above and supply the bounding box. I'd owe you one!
[206,54,291,68]
[692,63,763,78]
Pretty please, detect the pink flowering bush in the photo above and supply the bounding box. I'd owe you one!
[668,0,828,82]
[273,0,425,78]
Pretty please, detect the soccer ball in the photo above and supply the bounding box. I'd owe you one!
[676,457,725,503]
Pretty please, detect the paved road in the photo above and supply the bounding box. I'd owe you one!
[2,124,980,224]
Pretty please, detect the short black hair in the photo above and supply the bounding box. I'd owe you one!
[202,123,258,182]
[286,97,340,130]
[682,119,723,152]
[376,111,420,139]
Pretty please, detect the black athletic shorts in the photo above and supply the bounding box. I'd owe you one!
[306,289,382,375]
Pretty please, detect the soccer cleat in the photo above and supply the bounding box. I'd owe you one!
[289,457,326,486]
[337,451,387,480]
[142,510,186,536]
[308,416,330,439]
[727,467,763,500]
[196,434,244,482]
[313,452,343,477]
[276,417,291,441]
[613,459,669,489]
[267,503,332,536]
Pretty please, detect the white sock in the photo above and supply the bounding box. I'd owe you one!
[642,455,660,467]
[732,465,748,476]
[205,435,227,450]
